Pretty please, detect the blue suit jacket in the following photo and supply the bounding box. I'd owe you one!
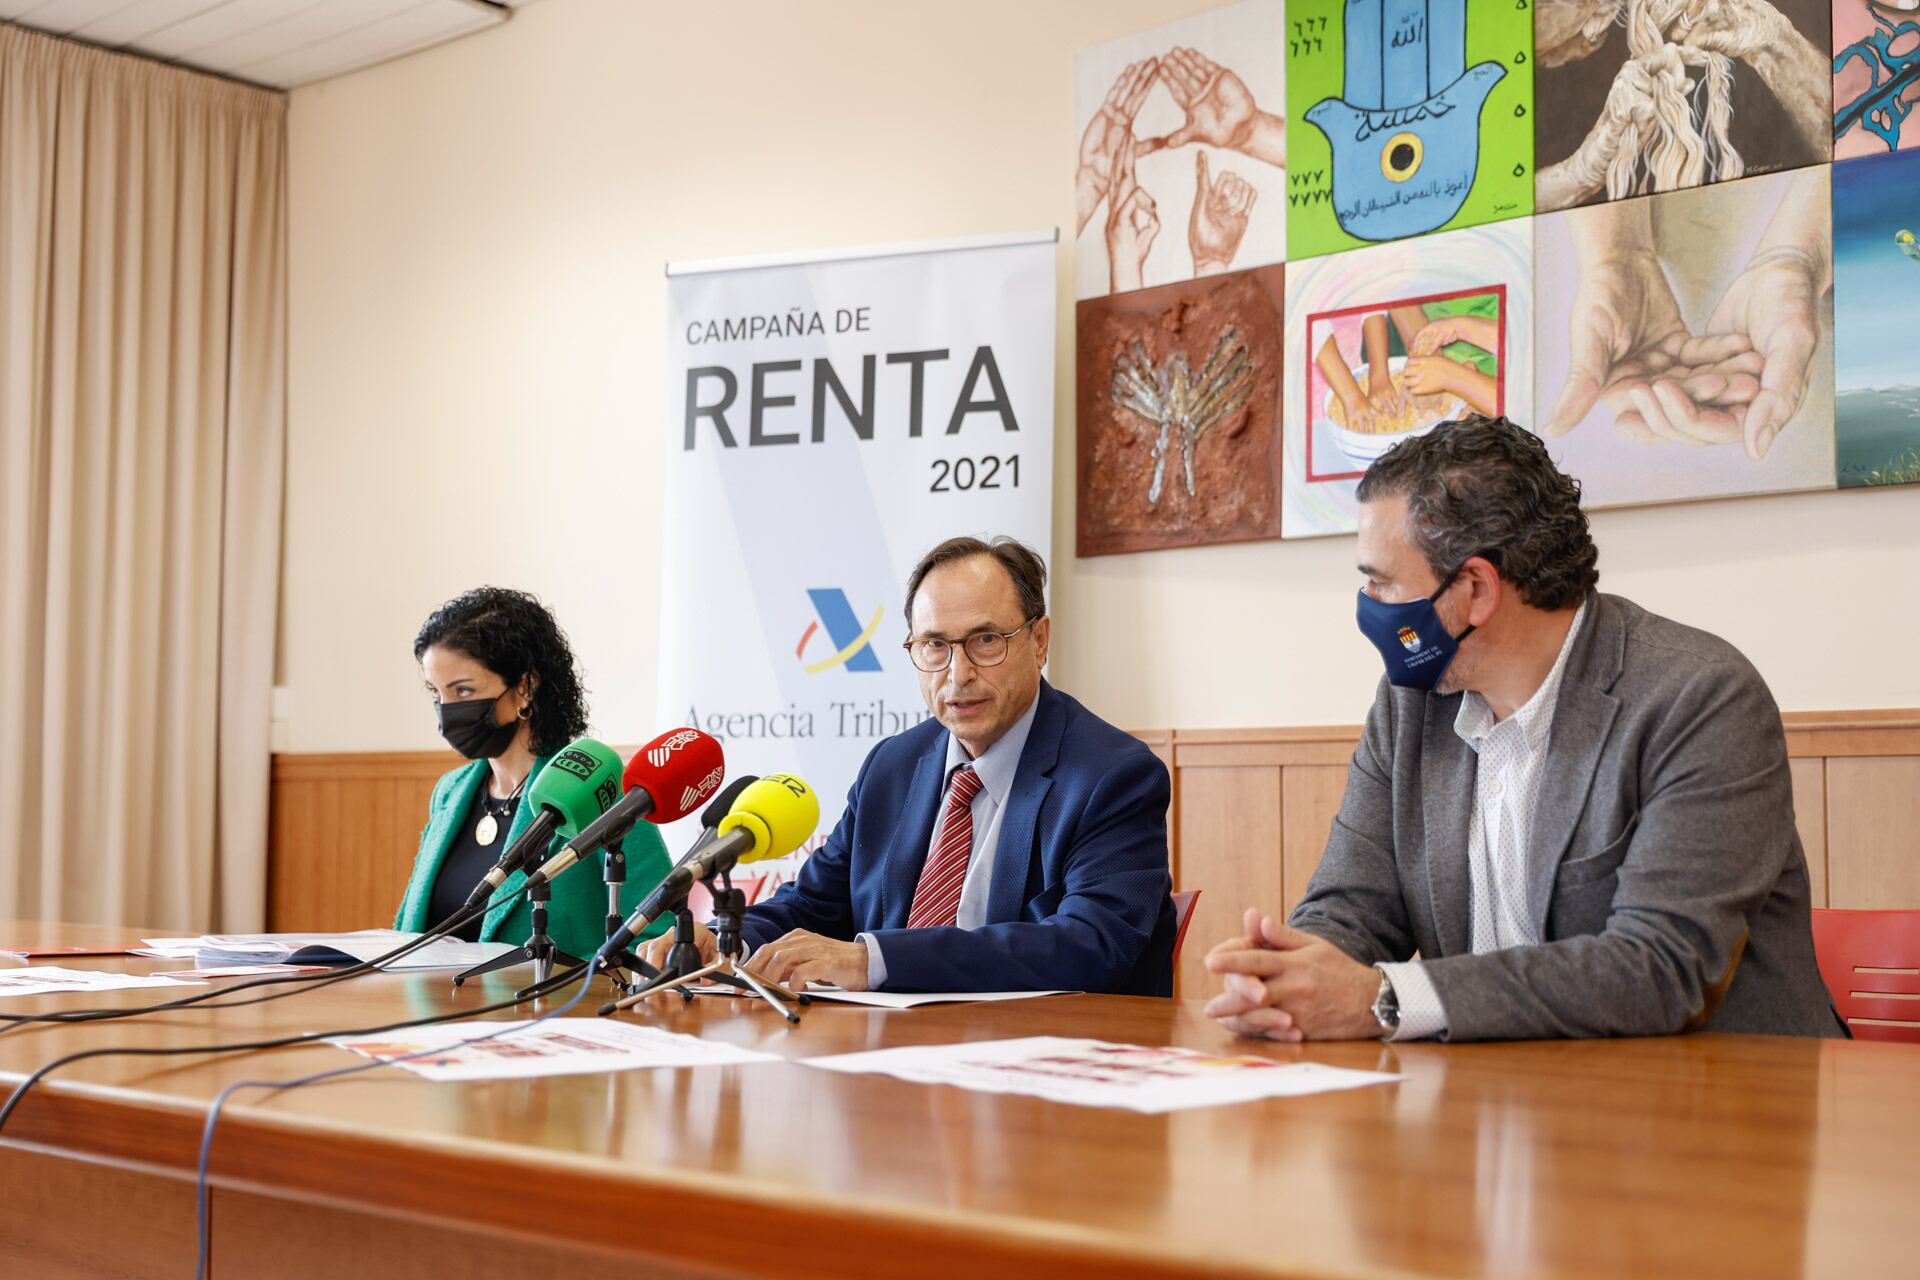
[742,683,1176,995]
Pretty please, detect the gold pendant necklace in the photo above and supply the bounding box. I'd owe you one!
[474,775,524,849]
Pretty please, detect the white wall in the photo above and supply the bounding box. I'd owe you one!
[282,0,1920,754]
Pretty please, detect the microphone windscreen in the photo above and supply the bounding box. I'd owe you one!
[699,775,759,830]
[525,737,626,836]
[622,727,725,824]
[715,773,819,863]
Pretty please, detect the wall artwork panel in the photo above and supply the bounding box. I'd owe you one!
[1281,220,1533,537]
[1285,0,1535,261]
[1077,267,1286,555]
[1075,0,1288,300]
[1834,148,1920,486]
[1535,0,1832,212]
[1834,0,1920,159]
[1534,168,1836,506]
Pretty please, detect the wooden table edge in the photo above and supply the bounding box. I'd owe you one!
[1,1074,1424,1280]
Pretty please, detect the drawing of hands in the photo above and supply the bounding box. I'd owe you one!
[1702,168,1833,459]
[1546,248,1758,446]
[1076,57,1160,236]
[1547,167,1829,457]
[1148,47,1287,168]
[1188,151,1256,276]
[1408,313,1500,359]
[1700,255,1820,458]
[1106,139,1159,294]
[1643,0,1828,156]
[1316,334,1374,434]
[1360,314,1403,420]
[1401,355,1457,399]
[1544,197,1755,445]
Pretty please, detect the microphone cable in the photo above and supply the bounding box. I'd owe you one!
[0,943,592,1137]
[188,953,608,1280]
[0,880,540,1032]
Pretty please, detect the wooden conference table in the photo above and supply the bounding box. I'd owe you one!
[0,920,1914,1280]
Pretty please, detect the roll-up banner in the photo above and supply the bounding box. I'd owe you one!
[659,231,1057,863]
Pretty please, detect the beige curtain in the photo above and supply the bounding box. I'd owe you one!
[0,24,285,932]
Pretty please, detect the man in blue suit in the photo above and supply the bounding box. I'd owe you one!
[643,536,1175,995]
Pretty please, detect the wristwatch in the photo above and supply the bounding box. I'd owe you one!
[1371,968,1401,1038]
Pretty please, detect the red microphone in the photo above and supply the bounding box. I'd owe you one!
[623,727,726,823]
[523,727,725,888]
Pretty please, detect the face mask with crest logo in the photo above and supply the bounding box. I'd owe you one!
[1354,561,1478,691]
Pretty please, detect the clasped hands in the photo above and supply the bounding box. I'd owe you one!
[1205,908,1383,1042]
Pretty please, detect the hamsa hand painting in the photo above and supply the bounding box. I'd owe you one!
[1286,0,1535,259]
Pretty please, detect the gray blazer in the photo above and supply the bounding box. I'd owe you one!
[1292,592,1843,1040]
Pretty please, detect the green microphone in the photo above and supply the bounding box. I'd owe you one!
[457,737,624,913]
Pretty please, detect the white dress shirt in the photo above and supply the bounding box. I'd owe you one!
[1379,602,1588,1040]
[860,693,1041,989]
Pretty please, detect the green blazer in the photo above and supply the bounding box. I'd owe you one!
[394,753,673,959]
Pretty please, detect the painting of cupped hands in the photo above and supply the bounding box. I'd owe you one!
[1074,0,1288,300]
[1534,0,1832,212]
[1533,168,1836,506]
[1076,268,1285,556]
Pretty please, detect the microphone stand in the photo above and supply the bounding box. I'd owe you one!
[452,850,584,991]
[594,839,657,989]
[602,875,806,1023]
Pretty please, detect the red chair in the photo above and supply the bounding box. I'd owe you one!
[1810,908,1920,1043]
[1170,889,1203,969]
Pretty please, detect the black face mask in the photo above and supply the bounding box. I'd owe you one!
[436,690,521,760]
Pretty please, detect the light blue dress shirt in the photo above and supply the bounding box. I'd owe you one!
[859,692,1042,989]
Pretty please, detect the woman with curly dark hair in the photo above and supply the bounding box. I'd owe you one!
[391,587,670,953]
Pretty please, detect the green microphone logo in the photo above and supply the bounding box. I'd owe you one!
[552,747,602,781]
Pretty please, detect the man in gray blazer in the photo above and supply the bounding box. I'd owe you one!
[1206,417,1841,1042]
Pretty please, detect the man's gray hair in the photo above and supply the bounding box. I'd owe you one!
[1355,416,1599,610]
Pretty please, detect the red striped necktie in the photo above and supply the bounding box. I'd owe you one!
[906,765,983,929]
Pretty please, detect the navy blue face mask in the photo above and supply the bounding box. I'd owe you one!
[1355,564,1477,692]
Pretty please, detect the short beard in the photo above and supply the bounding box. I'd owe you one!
[1432,598,1475,695]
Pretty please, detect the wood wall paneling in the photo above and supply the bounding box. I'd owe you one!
[1824,757,1920,909]
[1788,758,1828,908]
[268,752,455,931]
[1173,765,1280,999]
[267,713,1920,969]
[1280,765,1348,916]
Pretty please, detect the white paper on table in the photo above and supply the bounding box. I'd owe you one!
[799,987,1076,1009]
[0,966,205,998]
[326,1019,783,1082]
[137,938,207,959]
[803,1036,1403,1113]
[195,929,521,971]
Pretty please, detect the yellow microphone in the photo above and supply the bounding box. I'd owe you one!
[714,774,820,866]
[599,773,819,955]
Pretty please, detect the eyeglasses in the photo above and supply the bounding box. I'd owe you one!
[903,618,1039,673]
